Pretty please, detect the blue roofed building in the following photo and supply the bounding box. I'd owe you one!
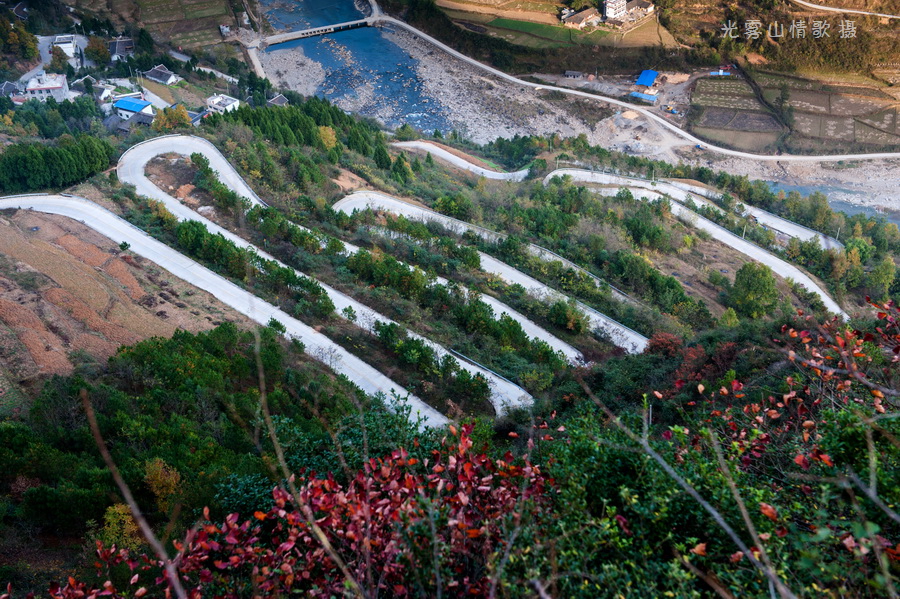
[629,91,658,103]
[636,69,658,88]
[114,98,154,120]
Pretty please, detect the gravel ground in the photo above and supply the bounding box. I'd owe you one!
[254,20,900,213]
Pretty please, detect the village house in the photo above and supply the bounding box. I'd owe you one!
[143,64,179,86]
[266,93,289,108]
[207,93,240,114]
[604,0,627,20]
[625,0,654,13]
[12,2,27,20]
[113,97,154,120]
[52,34,77,58]
[108,37,135,62]
[0,81,19,96]
[562,8,600,29]
[23,72,69,103]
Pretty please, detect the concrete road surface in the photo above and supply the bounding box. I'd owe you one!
[586,185,848,318]
[118,136,535,413]
[393,141,529,181]
[547,169,842,250]
[0,193,448,428]
[333,191,648,353]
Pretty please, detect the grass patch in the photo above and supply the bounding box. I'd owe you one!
[142,79,175,104]
[488,18,609,46]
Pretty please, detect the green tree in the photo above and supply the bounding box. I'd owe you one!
[391,152,412,184]
[867,256,896,300]
[729,262,778,318]
[373,144,392,170]
[153,105,191,131]
[719,307,740,328]
[84,36,110,63]
[47,46,68,73]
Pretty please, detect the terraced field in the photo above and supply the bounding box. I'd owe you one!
[104,0,234,48]
[751,72,900,150]
[690,77,784,151]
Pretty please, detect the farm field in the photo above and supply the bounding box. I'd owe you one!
[83,0,235,48]
[487,17,610,45]
[691,126,781,151]
[689,76,784,150]
[751,71,900,149]
[0,208,250,396]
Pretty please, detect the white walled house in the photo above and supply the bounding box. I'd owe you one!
[206,94,240,114]
[114,98,154,120]
[23,72,69,102]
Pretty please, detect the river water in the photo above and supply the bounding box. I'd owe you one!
[766,181,900,228]
[260,0,451,132]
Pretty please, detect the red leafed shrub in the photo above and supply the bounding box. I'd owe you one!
[15,424,548,599]
[644,332,683,357]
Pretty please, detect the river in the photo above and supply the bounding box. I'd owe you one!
[260,0,451,132]
[766,181,900,228]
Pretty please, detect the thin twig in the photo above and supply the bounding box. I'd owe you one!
[251,329,364,598]
[81,389,188,599]
[673,548,736,599]
[708,432,786,599]
[577,379,798,599]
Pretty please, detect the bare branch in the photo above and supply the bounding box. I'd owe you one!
[673,548,736,599]
[250,329,365,598]
[576,378,798,599]
[81,388,188,599]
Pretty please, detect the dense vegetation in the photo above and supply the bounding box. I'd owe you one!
[0,135,114,193]
[0,64,898,595]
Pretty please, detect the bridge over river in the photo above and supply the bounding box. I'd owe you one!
[262,17,374,47]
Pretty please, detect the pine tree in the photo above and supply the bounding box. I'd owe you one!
[373,144,392,170]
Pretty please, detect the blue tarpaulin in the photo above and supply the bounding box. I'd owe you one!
[630,91,657,103]
[636,69,658,87]
[114,98,151,113]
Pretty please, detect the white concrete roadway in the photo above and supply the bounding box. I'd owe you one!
[368,16,900,164]
[478,253,648,353]
[368,229,584,362]
[585,184,848,318]
[118,136,535,413]
[788,0,900,19]
[546,169,843,250]
[0,194,448,428]
[333,191,649,353]
[392,141,529,181]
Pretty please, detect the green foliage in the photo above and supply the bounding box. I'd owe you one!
[11,97,102,138]
[729,262,778,318]
[373,144,392,169]
[0,135,114,193]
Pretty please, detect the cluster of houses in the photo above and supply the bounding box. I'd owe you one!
[0,59,291,133]
[560,0,653,29]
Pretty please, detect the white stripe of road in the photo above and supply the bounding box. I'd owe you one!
[584,183,848,318]
[117,137,534,413]
[372,16,900,163]
[0,194,448,428]
[332,191,648,353]
[392,141,529,181]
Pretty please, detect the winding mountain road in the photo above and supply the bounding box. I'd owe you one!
[392,141,529,181]
[0,194,448,428]
[365,16,900,164]
[545,169,843,250]
[579,181,848,318]
[118,136,535,413]
[787,0,900,19]
[333,191,649,353]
